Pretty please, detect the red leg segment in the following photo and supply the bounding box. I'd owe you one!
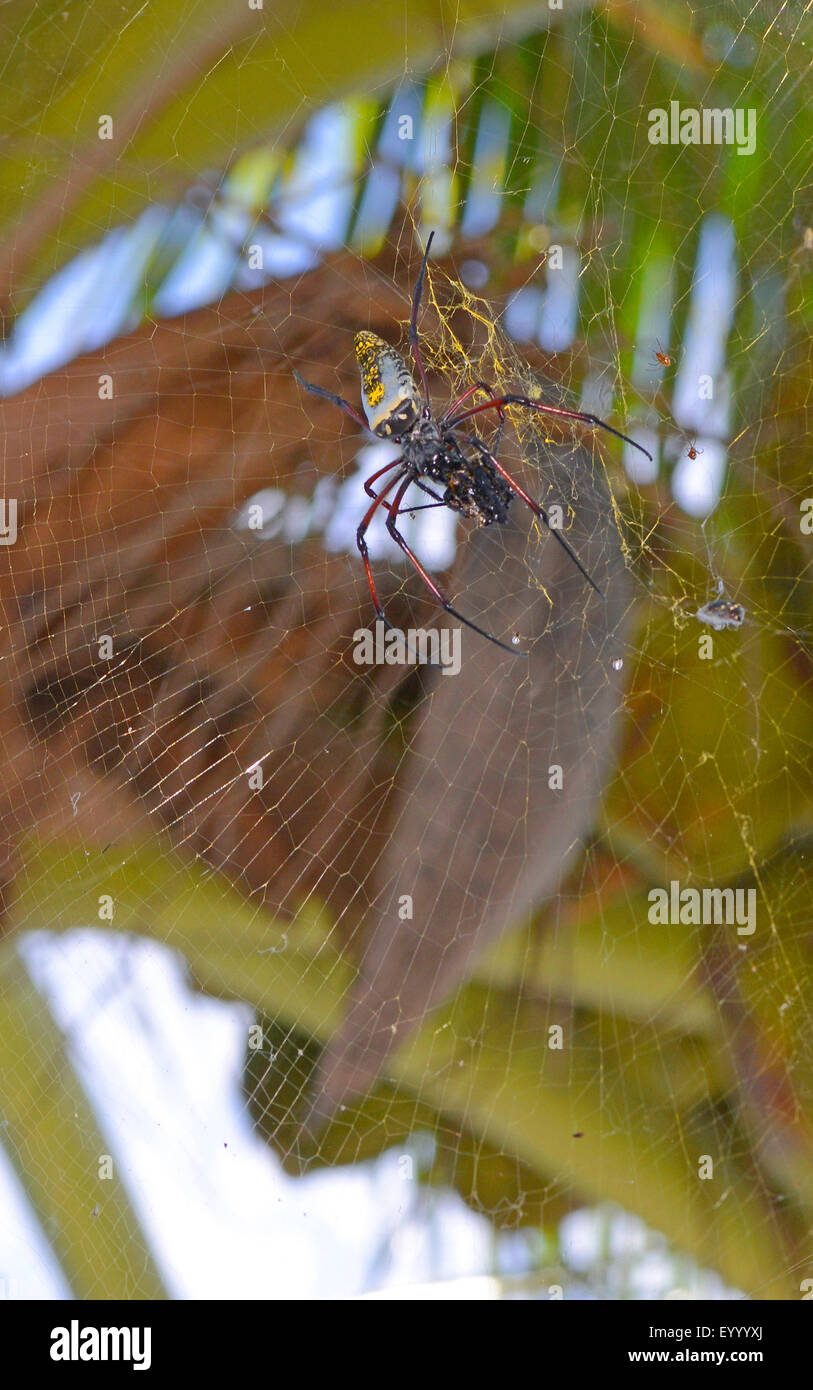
[381,476,524,656]
[362,456,404,500]
[356,472,406,625]
[448,393,653,462]
[441,379,506,454]
[356,469,439,664]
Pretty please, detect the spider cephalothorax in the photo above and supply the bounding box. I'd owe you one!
[294,232,653,654]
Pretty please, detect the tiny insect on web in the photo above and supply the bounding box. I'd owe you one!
[293,232,654,654]
[695,578,745,631]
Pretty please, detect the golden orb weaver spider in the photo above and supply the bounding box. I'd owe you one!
[294,232,653,654]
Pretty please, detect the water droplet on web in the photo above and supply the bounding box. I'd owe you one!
[611,657,624,671]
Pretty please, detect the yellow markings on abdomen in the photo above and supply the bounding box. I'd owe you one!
[353,331,420,436]
[354,331,387,408]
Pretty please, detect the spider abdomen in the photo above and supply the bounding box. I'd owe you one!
[354,331,421,438]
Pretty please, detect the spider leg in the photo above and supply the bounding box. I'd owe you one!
[409,230,435,405]
[356,471,420,644]
[357,471,403,614]
[392,478,448,515]
[449,393,653,463]
[383,476,526,657]
[385,478,447,515]
[441,379,506,454]
[356,474,442,666]
[365,469,445,514]
[414,479,446,504]
[370,471,446,507]
[293,370,368,431]
[441,380,503,421]
[460,431,604,598]
[363,456,404,500]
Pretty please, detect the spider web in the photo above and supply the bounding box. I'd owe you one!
[1,1,812,1301]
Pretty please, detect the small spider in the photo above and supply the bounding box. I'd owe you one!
[294,232,653,653]
[686,438,704,460]
[696,580,745,631]
[654,340,672,367]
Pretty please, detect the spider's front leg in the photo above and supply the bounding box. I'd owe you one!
[409,230,435,405]
[293,370,368,431]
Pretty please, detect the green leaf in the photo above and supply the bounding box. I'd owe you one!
[0,944,168,1298]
